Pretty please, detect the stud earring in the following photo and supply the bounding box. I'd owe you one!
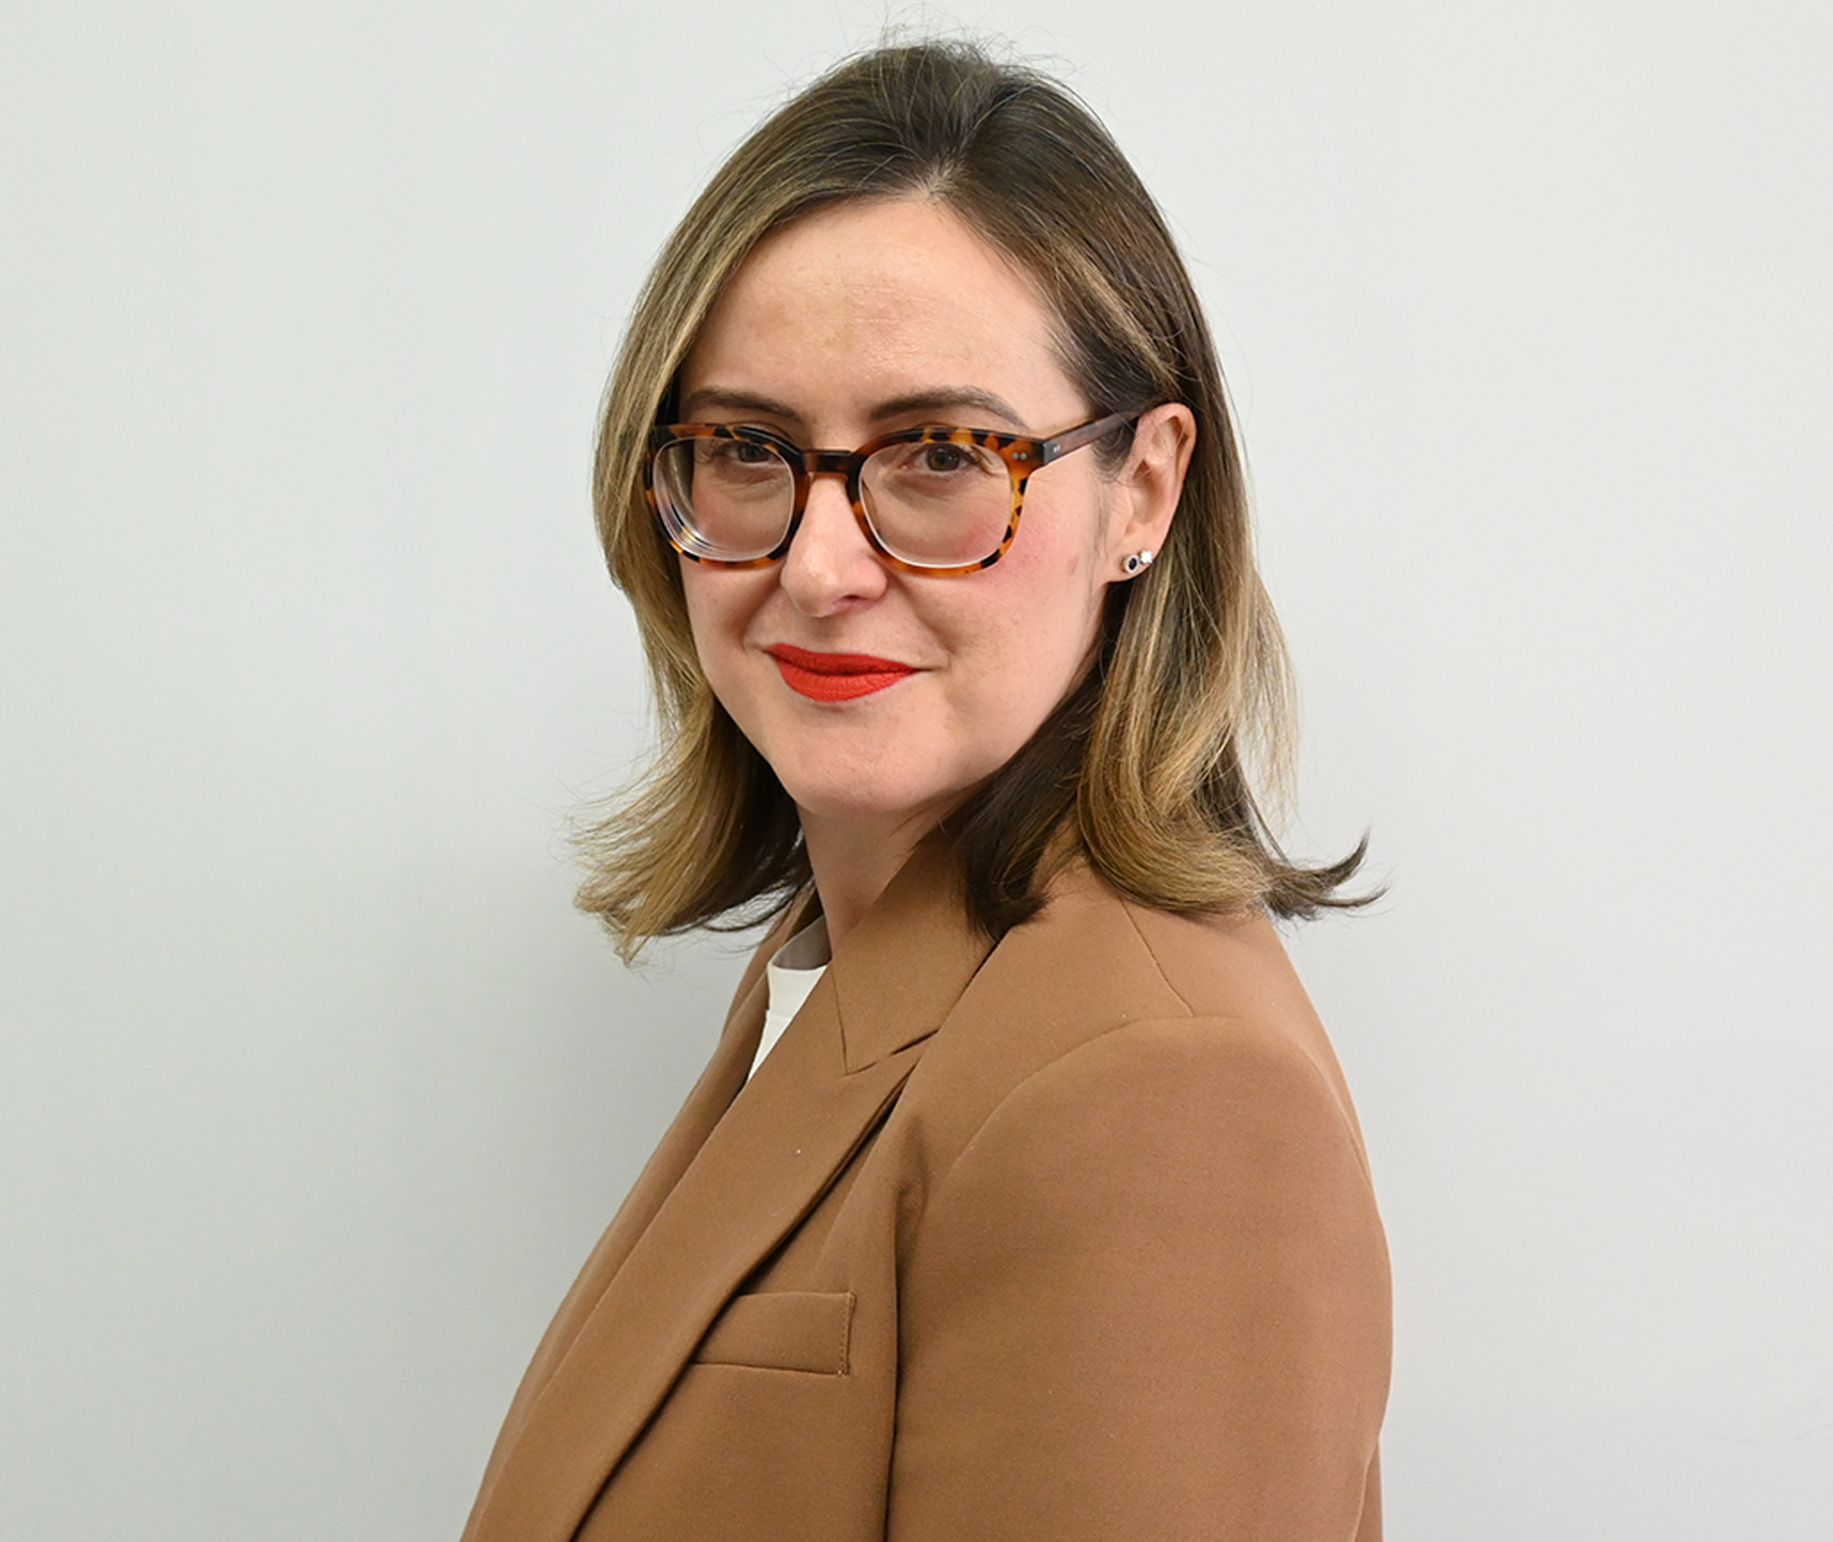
[1121,549,1155,576]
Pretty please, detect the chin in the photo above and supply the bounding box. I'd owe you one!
[784,780,931,823]
[771,760,958,827]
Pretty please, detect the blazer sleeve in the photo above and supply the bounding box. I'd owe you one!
[886,1016,1390,1542]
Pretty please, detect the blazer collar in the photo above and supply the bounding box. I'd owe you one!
[824,829,994,1073]
[463,831,994,1542]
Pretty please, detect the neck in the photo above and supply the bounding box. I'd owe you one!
[799,807,950,951]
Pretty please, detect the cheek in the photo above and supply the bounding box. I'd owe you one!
[942,549,1107,719]
[976,516,1108,654]
[678,575,716,673]
[679,567,766,687]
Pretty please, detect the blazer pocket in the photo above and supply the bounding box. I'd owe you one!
[691,1290,855,1376]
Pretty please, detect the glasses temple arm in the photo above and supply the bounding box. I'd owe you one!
[1037,410,1140,464]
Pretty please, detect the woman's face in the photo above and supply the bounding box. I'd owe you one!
[675,197,1179,849]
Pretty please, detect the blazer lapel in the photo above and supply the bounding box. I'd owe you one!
[464,835,994,1542]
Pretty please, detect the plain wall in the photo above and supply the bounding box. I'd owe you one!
[3,1,1828,1536]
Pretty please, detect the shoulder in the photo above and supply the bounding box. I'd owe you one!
[892,865,1374,1203]
[886,874,1389,1433]
[916,866,1360,1130]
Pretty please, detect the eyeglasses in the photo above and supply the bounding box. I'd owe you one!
[645,411,1136,576]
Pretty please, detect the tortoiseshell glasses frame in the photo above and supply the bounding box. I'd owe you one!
[645,410,1138,577]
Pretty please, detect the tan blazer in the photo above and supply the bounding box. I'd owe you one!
[462,837,1390,1541]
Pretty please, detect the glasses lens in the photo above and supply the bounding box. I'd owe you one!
[654,436,793,561]
[861,437,1014,568]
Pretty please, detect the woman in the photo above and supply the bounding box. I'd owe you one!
[463,40,1389,1542]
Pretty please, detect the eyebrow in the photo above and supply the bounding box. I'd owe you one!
[677,386,801,420]
[677,384,1030,433]
[870,387,1027,428]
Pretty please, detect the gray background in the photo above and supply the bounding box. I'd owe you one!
[4,1,1829,1536]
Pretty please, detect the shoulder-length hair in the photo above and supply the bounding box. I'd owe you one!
[578,39,1367,959]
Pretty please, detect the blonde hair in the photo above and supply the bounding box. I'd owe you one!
[578,40,1368,958]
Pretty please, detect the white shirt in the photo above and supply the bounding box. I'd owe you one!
[748,917,831,1080]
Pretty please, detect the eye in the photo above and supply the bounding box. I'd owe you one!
[695,437,775,463]
[694,436,782,471]
[878,437,1000,478]
[917,441,976,473]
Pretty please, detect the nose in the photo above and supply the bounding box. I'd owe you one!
[777,469,890,615]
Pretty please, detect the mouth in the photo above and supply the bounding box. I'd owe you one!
[766,644,917,702]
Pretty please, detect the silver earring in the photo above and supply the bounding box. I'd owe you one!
[1121,549,1155,576]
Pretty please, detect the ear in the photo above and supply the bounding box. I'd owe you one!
[1101,403,1197,577]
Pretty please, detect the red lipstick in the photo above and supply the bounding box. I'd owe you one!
[767,645,916,702]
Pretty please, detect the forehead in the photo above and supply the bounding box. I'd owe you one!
[679,198,1079,428]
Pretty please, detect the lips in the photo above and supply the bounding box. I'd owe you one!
[767,644,917,702]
